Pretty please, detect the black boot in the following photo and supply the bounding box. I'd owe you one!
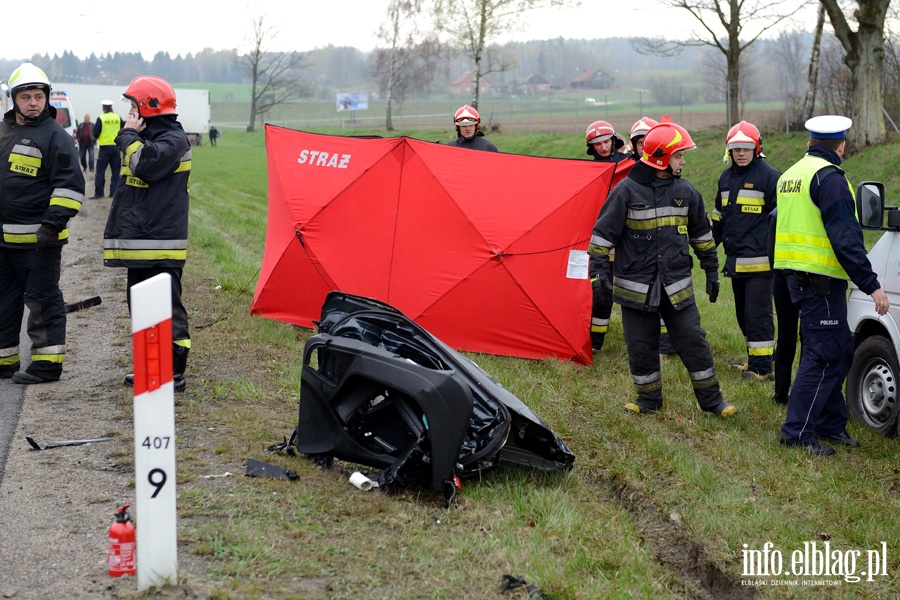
[173,345,189,392]
[124,345,189,392]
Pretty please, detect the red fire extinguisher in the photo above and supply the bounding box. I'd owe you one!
[108,504,136,577]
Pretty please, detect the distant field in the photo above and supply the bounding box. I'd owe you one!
[193,81,790,137]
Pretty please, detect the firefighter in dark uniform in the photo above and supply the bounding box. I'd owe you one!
[586,120,628,352]
[104,76,193,392]
[712,121,781,381]
[0,63,84,383]
[590,121,737,417]
[774,115,888,455]
[446,105,498,152]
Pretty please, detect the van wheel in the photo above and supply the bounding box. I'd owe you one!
[847,335,899,436]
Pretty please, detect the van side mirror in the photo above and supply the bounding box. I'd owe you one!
[857,181,885,229]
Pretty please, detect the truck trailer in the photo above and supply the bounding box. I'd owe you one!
[55,83,211,145]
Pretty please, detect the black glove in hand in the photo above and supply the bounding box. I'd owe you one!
[35,224,61,252]
[706,270,720,304]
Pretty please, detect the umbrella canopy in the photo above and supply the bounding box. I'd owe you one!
[251,125,624,364]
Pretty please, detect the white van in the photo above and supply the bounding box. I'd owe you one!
[846,181,900,436]
[49,89,76,142]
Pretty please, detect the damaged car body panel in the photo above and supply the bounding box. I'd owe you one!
[294,292,575,501]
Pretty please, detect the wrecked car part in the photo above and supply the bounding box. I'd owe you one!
[245,458,298,480]
[26,436,114,450]
[293,292,575,503]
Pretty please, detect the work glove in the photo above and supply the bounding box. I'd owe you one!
[705,270,720,304]
[36,224,61,252]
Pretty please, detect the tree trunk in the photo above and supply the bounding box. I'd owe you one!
[820,0,889,149]
[247,64,258,133]
[800,4,825,124]
[847,22,886,148]
[726,54,740,125]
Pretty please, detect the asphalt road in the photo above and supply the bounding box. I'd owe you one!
[0,329,29,486]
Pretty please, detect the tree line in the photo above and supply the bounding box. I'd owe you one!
[3,0,900,143]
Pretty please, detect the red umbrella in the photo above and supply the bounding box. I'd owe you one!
[251,125,621,364]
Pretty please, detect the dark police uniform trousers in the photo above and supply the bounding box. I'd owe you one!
[781,272,852,443]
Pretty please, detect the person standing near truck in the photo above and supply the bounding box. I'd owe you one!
[90,100,122,199]
[75,113,95,172]
[774,115,889,455]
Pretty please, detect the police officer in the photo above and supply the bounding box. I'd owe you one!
[447,105,498,152]
[90,100,123,199]
[712,121,781,381]
[590,121,736,417]
[774,115,888,455]
[105,76,192,391]
[0,63,84,383]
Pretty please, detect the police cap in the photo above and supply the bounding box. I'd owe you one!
[805,115,852,139]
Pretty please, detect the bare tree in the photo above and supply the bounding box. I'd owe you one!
[798,3,826,125]
[240,16,312,132]
[373,0,442,130]
[434,0,575,109]
[819,0,891,148]
[635,0,802,126]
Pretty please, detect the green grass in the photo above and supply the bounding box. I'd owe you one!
[158,125,900,599]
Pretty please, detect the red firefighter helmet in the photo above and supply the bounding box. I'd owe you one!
[725,120,761,155]
[640,122,696,170]
[453,105,480,127]
[585,120,616,144]
[123,75,177,117]
[630,116,659,142]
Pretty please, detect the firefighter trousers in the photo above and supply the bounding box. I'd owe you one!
[621,294,723,411]
[731,276,775,375]
[781,274,852,444]
[126,267,190,344]
[0,246,66,378]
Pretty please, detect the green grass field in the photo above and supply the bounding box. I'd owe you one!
[163,125,900,599]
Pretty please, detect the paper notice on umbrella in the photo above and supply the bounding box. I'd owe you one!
[566,250,589,279]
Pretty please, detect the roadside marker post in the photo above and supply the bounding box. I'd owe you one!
[131,273,178,590]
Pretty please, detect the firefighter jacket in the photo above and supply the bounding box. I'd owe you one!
[103,115,191,269]
[591,149,630,163]
[773,146,879,293]
[447,130,498,152]
[589,162,718,312]
[0,107,84,249]
[711,156,781,277]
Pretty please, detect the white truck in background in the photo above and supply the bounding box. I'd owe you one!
[55,83,210,146]
[846,181,900,436]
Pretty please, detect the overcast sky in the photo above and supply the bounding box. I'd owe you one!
[2,1,821,61]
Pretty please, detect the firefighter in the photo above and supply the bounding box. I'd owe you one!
[712,121,781,381]
[774,115,888,455]
[629,116,677,357]
[588,117,670,354]
[590,122,736,417]
[447,105,498,152]
[0,63,84,383]
[104,76,192,392]
[585,120,629,162]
